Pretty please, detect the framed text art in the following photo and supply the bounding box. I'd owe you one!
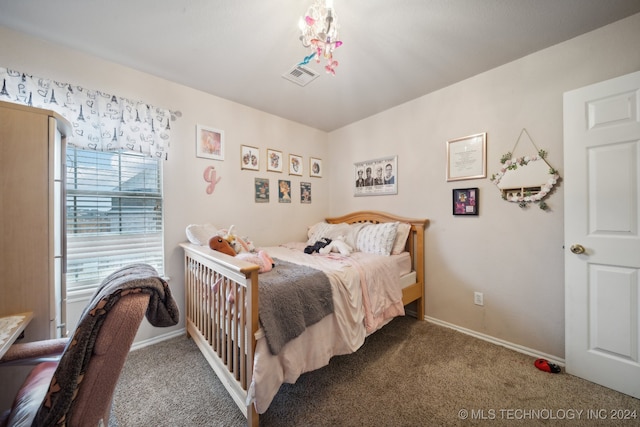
[289,154,303,176]
[196,125,224,161]
[453,188,479,215]
[354,155,398,196]
[267,149,283,173]
[241,145,260,170]
[309,157,322,178]
[254,178,269,203]
[446,132,486,181]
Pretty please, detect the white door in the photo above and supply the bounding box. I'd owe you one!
[563,70,640,398]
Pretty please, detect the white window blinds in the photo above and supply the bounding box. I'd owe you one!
[66,147,164,291]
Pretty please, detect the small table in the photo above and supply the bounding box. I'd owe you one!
[0,312,33,359]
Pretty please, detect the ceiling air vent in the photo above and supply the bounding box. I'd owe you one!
[282,65,319,86]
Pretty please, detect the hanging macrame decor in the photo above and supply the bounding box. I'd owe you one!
[490,128,560,210]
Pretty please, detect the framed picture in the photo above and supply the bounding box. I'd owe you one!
[354,155,398,196]
[309,157,322,177]
[289,154,303,176]
[278,179,291,203]
[241,145,260,170]
[254,178,269,203]
[453,188,479,215]
[196,124,224,160]
[267,149,283,172]
[446,132,487,181]
[300,182,312,203]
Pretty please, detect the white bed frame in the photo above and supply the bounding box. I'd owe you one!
[180,211,428,426]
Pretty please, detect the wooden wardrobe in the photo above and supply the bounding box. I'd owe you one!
[0,100,70,342]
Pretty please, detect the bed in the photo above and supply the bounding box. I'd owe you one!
[180,211,428,426]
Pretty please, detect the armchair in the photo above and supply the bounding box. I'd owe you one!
[0,264,179,427]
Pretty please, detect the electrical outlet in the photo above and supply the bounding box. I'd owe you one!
[474,292,484,306]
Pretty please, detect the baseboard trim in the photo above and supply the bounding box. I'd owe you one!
[425,316,565,366]
[130,328,186,352]
[128,319,565,367]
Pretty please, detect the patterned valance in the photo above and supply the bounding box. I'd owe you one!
[0,67,174,159]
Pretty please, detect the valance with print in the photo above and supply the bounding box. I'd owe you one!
[0,67,173,159]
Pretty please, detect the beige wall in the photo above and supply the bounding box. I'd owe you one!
[0,12,638,358]
[0,25,331,342]
[328,13,640,358]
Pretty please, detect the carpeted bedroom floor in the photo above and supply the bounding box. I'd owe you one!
[110,316,640,426]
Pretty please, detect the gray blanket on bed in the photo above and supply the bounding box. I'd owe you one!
[259,259,334,355]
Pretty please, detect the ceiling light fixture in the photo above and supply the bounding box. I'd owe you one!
[298,0,342,75]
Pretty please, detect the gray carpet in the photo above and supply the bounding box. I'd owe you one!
[111,316,640,426]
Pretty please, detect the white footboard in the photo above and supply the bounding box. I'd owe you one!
[180,243,260,427]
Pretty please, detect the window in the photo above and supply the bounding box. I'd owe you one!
[66,147,164,292]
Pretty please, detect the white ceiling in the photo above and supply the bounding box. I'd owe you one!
[1,0,639,132]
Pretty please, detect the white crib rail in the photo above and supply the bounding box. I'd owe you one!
[181,243,259,426]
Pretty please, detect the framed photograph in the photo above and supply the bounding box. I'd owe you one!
[354,155,398,196]
[196,125,224,160]
[289,154,303,176]
[453,188,479,215]
[309,157,322,177]
[300,182,312,203]
[278,179,291,203]
[267,149,283,172]
[241,145,260,170]
[254,178,269,203]
[446,132,487,181]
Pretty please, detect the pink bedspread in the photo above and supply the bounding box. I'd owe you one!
[248,243,405,414]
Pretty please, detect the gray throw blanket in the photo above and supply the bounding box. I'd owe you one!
[34,263,179,426]
[259,259,334,355]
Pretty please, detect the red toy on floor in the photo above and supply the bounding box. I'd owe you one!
[535,358,561,373]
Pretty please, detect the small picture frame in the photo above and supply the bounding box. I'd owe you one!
[300,182,312,203]
[309,157,322,178]
[278,179,292,203]
[254,178,269,203]
[241,145,260,170]
[446,132,487,181]
[453,188,479,215]
[289,154,303,176]
[196,125,224,161]
[267,149,283,173]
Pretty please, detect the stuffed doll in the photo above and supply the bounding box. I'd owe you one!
[208,235,236,257]
[222,225,255,254]
[304,237,332,254]
[236,250,274,273]
[209,235,273,273]
[319,237,353,256]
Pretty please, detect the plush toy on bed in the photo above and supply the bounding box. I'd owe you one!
[319,236,353,256]
[208,235,274,273]
[236,251,274,273]
[208,235,236,257]
[222,225,255,254]
[304,237,332,254]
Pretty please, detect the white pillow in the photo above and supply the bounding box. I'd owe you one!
[391,222,411,255]
[346,222,368,249]
[306,222,351,245]
[185,224,219,245]
[307,222,330,243]
[356,222,399,256]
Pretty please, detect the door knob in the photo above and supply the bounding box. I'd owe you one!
[570,244,586,254]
